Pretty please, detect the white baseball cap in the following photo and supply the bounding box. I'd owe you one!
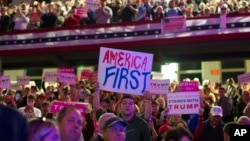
[210,106,223,117]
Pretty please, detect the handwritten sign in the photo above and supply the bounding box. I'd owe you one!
[17,76,30,85]
[238,72,250,85]
[149,79,170,94]
[58,73,76,84]
[178,81,199,92]
[167,91,200,115]
[81,69,91,80]
[0,75,11,89]
[50,101,87,116]
[98,47,153,95]
[45,72,58,82]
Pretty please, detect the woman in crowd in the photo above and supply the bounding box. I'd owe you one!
[28,117,61,141]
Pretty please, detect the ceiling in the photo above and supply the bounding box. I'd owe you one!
[1,32,250,70]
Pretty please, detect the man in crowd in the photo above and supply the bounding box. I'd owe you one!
[93,82,151,141]
[18,94,42,119]
[57,106,84,141]
[94,112,127,141]
[197,105,225,141]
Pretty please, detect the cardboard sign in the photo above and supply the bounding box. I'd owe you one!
[50,101,87,116]
[149,79,170,94]
[167,91,200,115]
[44,72,58,82]
[98,47,153,95]
[0,75,11,89]
[17,76,30,85]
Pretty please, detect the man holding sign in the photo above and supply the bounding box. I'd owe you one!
[93,82,151,141]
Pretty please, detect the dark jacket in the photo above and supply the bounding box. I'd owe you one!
[198,119,225,141]
[0,105,28,141]
[123,114,151,141]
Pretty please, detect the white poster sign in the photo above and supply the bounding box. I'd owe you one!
[167,91,200,115]
[85,0,100,11]
[98,47,153,95]
[45,72,58,82]
[58,73,76,84]
[238,72,250,85]
[10,83,22,90]
[149,79,170,94]
[17,76,30,85]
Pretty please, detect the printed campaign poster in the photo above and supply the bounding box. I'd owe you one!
[11,83,22,90]
[0,75,11,89]
[178,81,199,92]
[85,0,100,11]
[58,72,76,84]
[167,91,200,115]
[81,69,91,80]
[50,101,87,116]
[58,67,75,74]
[17,76,30,85]
[98,47,153,95]
[44,72,58,82]
[76,7,88,18]
[238,72,250,85]
[149,79,170,94]
[89,71,98,84]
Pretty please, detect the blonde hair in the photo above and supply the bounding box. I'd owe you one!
[28,118,59,141]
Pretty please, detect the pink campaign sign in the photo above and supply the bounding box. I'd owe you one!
[50,101,87,116]
[81,70,91,80]
[178,81,199,92]
[59,68,75,74]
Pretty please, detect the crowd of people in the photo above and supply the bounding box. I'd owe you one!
[0,75,250,141]
[1,0,250,32]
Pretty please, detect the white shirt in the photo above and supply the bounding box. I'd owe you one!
[18,106,42,119]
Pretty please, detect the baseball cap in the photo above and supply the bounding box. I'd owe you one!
[210,106,223,117]
[103,117,127,130]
